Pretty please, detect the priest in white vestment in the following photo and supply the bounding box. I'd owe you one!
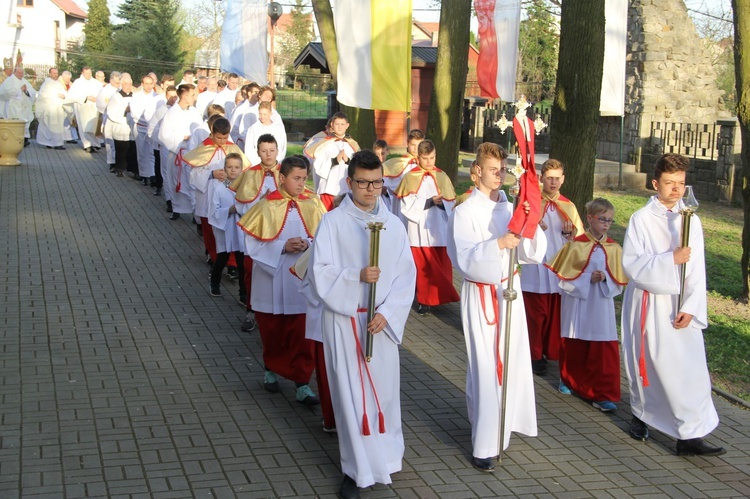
[149,87,178,199]
[0,66,36,140]
[96,72,122,167]
[35,68,68,148]
[621,153,725,457]
[158,84,202,218]
[448,143,546,473]
[309,150,416,498]
[195,77,218,118]
[68,67,103,152]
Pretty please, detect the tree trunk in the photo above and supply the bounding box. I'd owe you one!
[549,1,606,216]
[425,0,472,182]
[732,0,750,300]
[311,0,376,148]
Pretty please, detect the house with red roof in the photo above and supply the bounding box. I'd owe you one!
[2,0,87,69]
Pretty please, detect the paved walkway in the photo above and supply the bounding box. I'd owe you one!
[1,143,749,498]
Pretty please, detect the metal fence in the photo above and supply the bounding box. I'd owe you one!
[649,121,719,161]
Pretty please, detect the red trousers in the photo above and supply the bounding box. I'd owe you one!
[522,291,561,361]
[560,337,621,402]
[255,312,315,384]
[320,193,335,211]
[202,216,235,266]
[315,341,335,429]
[411,246,460,306]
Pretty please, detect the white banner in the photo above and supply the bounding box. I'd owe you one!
[600,0,627,116]
[220,0,268,84]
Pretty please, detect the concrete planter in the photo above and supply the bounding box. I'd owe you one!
[0,119,27,166]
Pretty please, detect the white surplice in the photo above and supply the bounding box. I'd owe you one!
[208,179,242,254]
[313,138,357,198]
[245,208,311,315]
[130,89,157,177]
[448,188,547,457]
[158,104,203,214]
[35,77,67,147]
[621,196,718,440]
[68,75,103,148]
[189,144,228,218]
[106,91,134,141]
[309,195,416,488]
[195,90,217,118]
[399,174,454,247]
[559,244,622,341]
[520,203,570,294]
[96,83,120,164]
[243,120,287,164]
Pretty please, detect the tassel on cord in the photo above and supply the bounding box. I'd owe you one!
[496,363,504,386]
[639,291,650,387]
[378,411,386,434]
[362,414,371,436]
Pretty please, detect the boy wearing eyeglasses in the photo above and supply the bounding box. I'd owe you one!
[308,150,416,499]
[546,198,627,413]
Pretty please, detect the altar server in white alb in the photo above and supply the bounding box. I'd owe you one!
[621,153,725,457]
[309,150,416,499]
[158,84,202,220]
[35,68,68,149]
[448,142,546,473]
[130,74,158,184]
[96,71,122,168]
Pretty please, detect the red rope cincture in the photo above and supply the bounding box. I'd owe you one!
[639,290,650,387]
[174,148,184,192]
[350,308,386,436]
[468,271,517,387]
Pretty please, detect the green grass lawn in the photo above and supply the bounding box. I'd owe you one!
[276,89,328,120]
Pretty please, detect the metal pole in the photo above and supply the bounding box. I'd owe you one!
[365,222,384,362]
[498,181,520,463]
[617,114,624,190]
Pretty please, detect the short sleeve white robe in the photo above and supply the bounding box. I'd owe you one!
[309,195,416,488]
[130,89,158,177]
[621,196,718,440]
[399,174,454,247]
[243,120,287,164]
[313,138,357,197]
[448,188,547,457]
[520,203,570,294]
[188,144,230,218]
[158,103,203,214]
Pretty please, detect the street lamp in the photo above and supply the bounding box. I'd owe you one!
[268,2,282,87]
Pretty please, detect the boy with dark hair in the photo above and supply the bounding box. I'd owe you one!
[309,149,416,498]
[395,139,459,315]
[239,156,327,405]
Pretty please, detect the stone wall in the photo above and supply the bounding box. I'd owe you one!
[597,0,730,165]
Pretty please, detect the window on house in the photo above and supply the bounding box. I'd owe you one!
[17,0,34,6]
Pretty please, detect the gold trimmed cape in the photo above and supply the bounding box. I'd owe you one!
[304,133,360,158]
[545,232,628,285]
[182,138,251,169]
[542,192,585,235]
[230,163,280,204]
[237,188,326,242]
[383,155,417,178]
[394,165,456,201]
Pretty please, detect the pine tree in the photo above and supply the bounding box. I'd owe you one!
[82,0,113,69]
[518,0,559,101]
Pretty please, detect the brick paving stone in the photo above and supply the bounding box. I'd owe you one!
[2,143,750,497]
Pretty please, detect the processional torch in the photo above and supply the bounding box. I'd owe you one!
[497,164,524,464]
[365,215,386,362]
[678,186,699,309]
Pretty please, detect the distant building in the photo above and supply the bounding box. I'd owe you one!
[2,0,87,69]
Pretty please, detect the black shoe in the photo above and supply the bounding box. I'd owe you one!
[196,223,203,237]
[337,475,360,499]
[24,138,30,147]
[676,438,726,457]
[54,145,65,150]
[470,456,495,473]
[241,312,257,332]
[227,267,239,280]
[141,178,149,186]
[206,255,213,266]
[531,359,547,376]
[134,174,141,181]
[46,146,52,149]
[263,381,280,393]
[169,212,180,221]
[66,140,78,144]
[89,147,98,153]
[166,200,173,213]
[93,146,101,151]
[153,188,162,196]
[109,165,115,173]
[209,285,221,297]
[417,304,431,316]
[115,172,124,177]
[629,417,649,441]
[84,147,94,153]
